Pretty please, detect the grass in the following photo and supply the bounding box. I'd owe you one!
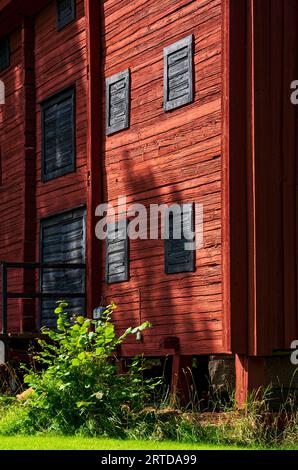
[0,436,260,451]
[1,348,298,451]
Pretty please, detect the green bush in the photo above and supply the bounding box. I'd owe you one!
[0,301,158,436]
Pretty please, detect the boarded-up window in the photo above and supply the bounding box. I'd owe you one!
[106,69,130,135]
[164,204,195,274]
[0,36,10,72]
[163,35,193,112]
[41,87,75,181]
[57,0,76,30]
[40,208,86,328]
[106,220,129,283]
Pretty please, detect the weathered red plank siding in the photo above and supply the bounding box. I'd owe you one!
[0,29,25,331]
[32,0,88,327]
[1,0,297,364]
[34,0,87,235]
[244,0,298,354]
[101,0,224,356]
[281,0,298,350]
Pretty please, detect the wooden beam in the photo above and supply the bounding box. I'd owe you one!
[222,0,248,354]
[221,0,231,354]
[21,16,36,332]
[84,0,103,317]
[171,355,193,405]
[235,354,265,407]
[247,0,284,355]
[0,1,51,37]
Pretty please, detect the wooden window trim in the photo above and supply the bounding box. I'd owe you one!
[163,35,194,112]
[106,69,130,135]
[41,86,76,182]
[39,206,86,328]
[105,219,129,284]
[164,203,195,274]
[56,0,76,31]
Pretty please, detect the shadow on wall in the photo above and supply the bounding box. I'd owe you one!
[98,1,204,365]
[0,29,27,332]
[0,1,88,333]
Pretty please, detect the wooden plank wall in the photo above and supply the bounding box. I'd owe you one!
[101,0,224,356]
[281,0,298,351]
[33,0,88,327]
[34,0,87,225]
[21,17,38,332]
[0,29,25,331]
[34,0,88,299]
[0,0,297,358]
[247,0,298,354]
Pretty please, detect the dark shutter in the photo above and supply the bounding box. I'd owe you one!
[106,220,129,283]
[164,203,195,274]
[40,208,86,328]
[0,36,10,72]
[163,35,193,112]
[41,87,75,181]
[106,69,130,135]
[57,0,76,30]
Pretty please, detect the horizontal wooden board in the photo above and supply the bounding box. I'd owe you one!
[101,0,223,355]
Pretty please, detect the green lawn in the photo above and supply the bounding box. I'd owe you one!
[0,436,255,451]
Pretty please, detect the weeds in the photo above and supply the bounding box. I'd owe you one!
[0,301,158,436]
[0,303,297,448]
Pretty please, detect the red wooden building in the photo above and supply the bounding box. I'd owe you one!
[0,0,298,405]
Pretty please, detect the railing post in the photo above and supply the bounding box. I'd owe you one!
[1,262,7,335]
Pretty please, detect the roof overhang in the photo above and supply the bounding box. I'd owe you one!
[0,0,51,37]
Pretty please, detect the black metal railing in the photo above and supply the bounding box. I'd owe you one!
[0,261,86,335]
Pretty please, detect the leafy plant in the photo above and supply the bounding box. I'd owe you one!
[3,301,157,436]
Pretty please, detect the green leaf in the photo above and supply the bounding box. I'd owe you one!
[124,327,133,335]
[104,323,115,341]
[56,300,68,308]
[134,321,151,333]
[76,401,94,409]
